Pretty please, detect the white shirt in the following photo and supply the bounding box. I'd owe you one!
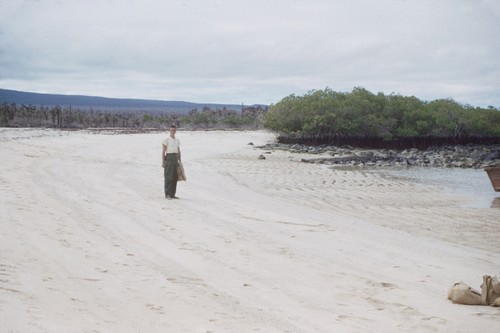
[162,137,180,154]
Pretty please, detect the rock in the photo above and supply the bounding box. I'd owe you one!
[407,157,417,166]
[483,150,500,162]
[258,154,266,160]
[260,142,499,169]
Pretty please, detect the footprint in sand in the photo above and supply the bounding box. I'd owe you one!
[146,303,165,314]
[95,267,109,273]
[167,276,206,286]
[58,239,71,247]
[366,280,399,290]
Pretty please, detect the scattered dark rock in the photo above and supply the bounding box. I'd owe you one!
[257,143,500,168]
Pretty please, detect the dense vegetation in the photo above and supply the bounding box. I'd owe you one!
[2,87,499,149]
[263,87,500,148]
[0,101,266,130]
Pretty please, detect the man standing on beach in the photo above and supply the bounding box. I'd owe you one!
[162,125,181,199]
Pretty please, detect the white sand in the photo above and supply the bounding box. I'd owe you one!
[1,128,498,332]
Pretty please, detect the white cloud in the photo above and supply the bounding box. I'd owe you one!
[0,0,499,106]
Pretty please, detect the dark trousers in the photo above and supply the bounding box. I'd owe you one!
[164,153,178,197]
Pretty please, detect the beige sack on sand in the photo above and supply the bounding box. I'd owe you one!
[448,282,482,305]
[177,162,186,181]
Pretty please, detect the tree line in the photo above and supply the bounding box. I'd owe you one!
[0,101,266,130]
[3,87,499,149]
[263,87,500,148]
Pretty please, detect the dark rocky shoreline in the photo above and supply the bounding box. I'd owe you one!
[258,143,500,168]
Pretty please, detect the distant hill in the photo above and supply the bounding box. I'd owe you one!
[0,88,250,114]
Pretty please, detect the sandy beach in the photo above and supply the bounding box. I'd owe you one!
[1,128,499,333]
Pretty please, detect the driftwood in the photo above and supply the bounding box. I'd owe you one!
[481,275,500,306]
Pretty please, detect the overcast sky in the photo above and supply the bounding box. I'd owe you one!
[1,0,499,107]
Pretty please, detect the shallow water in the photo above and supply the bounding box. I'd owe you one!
[374,167,500,209]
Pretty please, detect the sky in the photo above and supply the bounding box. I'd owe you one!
[1,0,499,107]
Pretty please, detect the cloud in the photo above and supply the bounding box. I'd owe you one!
[0,0,499,106]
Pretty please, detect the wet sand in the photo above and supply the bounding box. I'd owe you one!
[1,128,499,332]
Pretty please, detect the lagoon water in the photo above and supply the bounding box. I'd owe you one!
[376,167,500,209]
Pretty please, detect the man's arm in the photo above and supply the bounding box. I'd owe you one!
[178,147,181,162]
[162,144,167,167]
